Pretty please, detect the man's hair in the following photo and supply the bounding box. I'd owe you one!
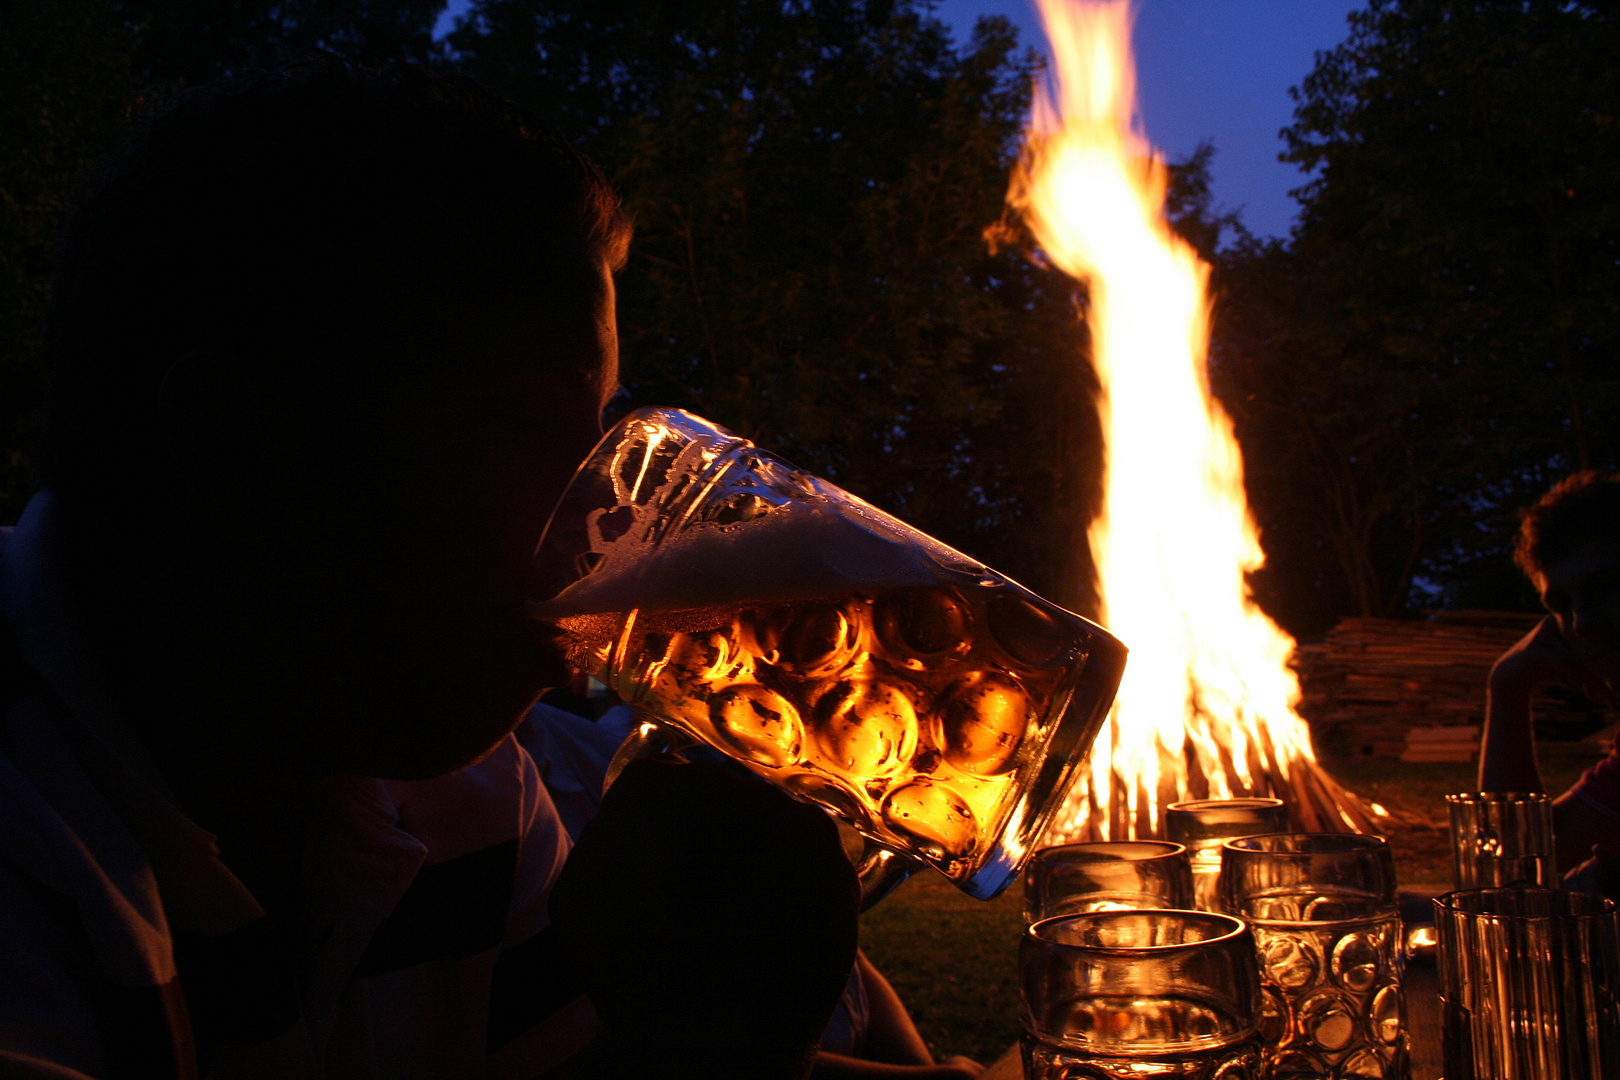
[41,56,630,514]
[1514,471,1620,580]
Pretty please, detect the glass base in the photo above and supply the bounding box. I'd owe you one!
[1021,1032,1263,1079]
[1249,913,1409,1079]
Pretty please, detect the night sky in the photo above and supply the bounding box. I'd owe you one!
[436,0,1364,241]
[934,0,1363,240]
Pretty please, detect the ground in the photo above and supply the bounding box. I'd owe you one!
[857,736,1606,1064]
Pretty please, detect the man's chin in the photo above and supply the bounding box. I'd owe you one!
[346,721,526,781]
[294,625,569,779]
[326,688,548,781]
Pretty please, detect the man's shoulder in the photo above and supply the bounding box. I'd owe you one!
[0,524,44,737]
[0,685,188,1077]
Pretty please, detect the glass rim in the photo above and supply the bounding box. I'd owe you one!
[1443,790,1553,805]
[1030,839,1187,862]
[1027,910,1249,955]
[1166,796,1286,813]
[537,404,751,569]
[1221,832,1388,856]
[1436,886,1617,919]
[535,409,633,561]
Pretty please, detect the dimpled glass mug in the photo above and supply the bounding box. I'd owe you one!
[530,408,1128,903]
[1023,841,1194,922]
[1020,910,1265,1079]
[1220,834,1408,1080]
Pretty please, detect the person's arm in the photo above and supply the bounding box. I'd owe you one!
[1480,616,1574,793]
[810,953,983,1079]
[1561,842,1620,899]
[1480,615,1620,871]
[809,1054,983,1079]
[1551,792,1620,873]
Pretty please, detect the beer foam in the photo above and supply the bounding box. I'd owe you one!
[536,496,982,618]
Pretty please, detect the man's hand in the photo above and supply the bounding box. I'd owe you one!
[549,758,860,1080]
[1561,845,1620,901]
[810,1055,985,1078]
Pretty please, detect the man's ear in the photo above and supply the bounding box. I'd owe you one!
[156,349,310,517]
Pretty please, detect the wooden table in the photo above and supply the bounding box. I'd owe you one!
[980,952,1444,1079]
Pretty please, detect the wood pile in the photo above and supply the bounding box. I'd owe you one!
[1292,611,1614,760]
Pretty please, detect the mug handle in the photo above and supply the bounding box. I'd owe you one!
[854,842,920,911]
[604,716,922,910]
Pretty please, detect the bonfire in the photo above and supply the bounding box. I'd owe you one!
[1003,0,1385,842]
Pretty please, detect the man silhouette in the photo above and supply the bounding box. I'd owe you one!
[1481,471,1620,896]
[0,59,856,1079]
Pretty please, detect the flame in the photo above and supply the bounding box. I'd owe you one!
[1008,0,1335,841]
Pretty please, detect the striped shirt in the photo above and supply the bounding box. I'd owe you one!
[0,491,593,1079]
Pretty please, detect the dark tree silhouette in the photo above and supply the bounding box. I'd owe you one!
[12,0,1615,632]
[0,0,138,520]
[0,0,448,524]
[448,0,1104,606]
[123,0,444,85]
[1212,0,1620,633]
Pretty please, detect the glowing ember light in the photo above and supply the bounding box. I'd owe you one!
[1005,0,1377,840]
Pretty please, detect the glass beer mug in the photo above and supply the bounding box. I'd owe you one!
[530,409,1127,903]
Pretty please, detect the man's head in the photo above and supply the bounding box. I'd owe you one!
[1516,471,1620,689]
[43,59,630,780]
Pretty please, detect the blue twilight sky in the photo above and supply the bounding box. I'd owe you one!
[437,1,1365,239]
[932,0,1363,239]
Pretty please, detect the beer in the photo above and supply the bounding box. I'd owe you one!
[544,501,1101,885]
[533,407,1124,896]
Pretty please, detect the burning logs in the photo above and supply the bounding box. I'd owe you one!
[1001,1,1391,847]
[1052,710,1390,844]
[1048,609,1611,844]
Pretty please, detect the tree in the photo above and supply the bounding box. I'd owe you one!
[0,0,138,522]
[3,0,1111,611]
[1211,0,1620,633]
[0,0,449,525]
[449,0,1105,606]
[122,0,444,86]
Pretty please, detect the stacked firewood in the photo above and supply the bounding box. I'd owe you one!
[1292,611,1613,761]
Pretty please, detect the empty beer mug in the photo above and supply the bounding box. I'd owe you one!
[1019,910,1264,1079]
[1446,791,1555,890]
[1023,841,1193,922]
[1436,887,1620,1080]
[1220,833,1408,1079]
[1166,796,1287,912]
[530,408,1128,902]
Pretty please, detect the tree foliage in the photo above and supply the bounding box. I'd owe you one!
[122,0,443,85]
[449,0,1103,606]
[11,0,1614,632]
[1212,0,1620,633]
[0,0,1109,608]
[0,0,138,519]
[0,0,449,524]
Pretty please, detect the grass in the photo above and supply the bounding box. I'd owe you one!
[858,736,1610,1063]
[859,868,1026,1063]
